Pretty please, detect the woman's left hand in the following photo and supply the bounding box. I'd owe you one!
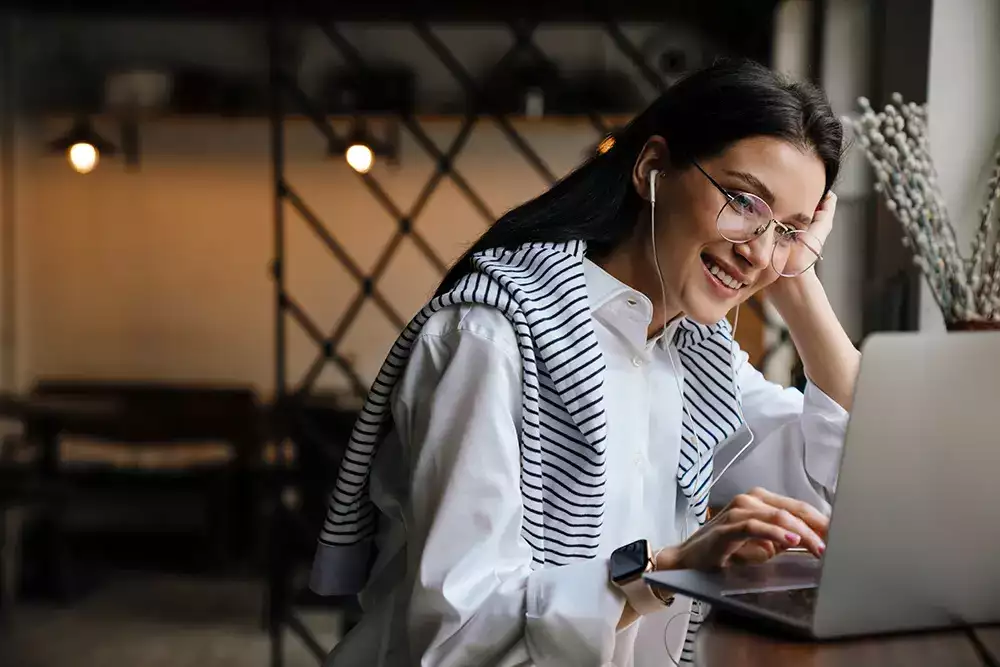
[775,190,836,287]
[766,191,836,307]
[808,191,837,248]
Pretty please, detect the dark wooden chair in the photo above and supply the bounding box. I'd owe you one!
[21,380,266,588]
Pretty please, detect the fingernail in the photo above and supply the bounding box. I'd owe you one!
[818,542,826,554]
[785,532,801,545]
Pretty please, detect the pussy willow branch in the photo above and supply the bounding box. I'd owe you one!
[977,151,1000,318]
[846,95,1000,322]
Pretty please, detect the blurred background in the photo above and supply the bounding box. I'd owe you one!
[0,1,996,665]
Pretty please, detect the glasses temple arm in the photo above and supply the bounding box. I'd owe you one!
[692,160,736,203]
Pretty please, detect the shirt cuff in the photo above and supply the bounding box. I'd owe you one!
[525,558,626,666]
[802,380,850,422]
[801,381,851,498]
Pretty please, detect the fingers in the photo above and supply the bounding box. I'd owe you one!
[725,517,802,550]
[728,491,827,557]
[689,490,831,571]
[748,487,829,539]
[810,192,837,243]
[731,539,778,565]
[765,508,825,557]
[814,191,837,220]
[817,191,837,211]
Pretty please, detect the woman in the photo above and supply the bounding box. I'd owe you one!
[312,58,860,666]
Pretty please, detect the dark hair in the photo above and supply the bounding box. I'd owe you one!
[436,58,843,295]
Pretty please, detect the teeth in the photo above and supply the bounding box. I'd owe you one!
[705,258,745,290]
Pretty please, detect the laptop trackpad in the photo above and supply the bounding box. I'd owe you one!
[718,553,822,595]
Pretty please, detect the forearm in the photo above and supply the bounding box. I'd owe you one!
[767,270,861,411]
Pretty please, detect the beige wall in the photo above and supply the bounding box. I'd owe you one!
[14,117,608,397]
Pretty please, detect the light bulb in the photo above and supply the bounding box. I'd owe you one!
[68,142,99,174]
[345,143,374,174]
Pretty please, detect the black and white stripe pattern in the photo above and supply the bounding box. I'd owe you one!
[313,240,742,663]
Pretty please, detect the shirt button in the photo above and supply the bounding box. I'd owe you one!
[626,296,638,307]
[632,356,643,367]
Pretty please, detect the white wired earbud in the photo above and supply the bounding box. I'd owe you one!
[648,167,758,666]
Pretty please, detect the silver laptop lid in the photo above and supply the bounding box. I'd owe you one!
[814,331,1000,637]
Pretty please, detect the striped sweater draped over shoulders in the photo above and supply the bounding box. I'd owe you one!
[311,239,743,597]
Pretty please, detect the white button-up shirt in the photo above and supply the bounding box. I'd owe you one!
[325,258,849,667]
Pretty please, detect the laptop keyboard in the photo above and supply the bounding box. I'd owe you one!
[722,586,818,622]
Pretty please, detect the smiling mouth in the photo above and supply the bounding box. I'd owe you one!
[701,254,748,291]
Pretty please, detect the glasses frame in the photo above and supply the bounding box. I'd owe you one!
[691,161,823,277]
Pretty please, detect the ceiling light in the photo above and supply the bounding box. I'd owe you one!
[48,118,117,174]
[345,143,374,174]
[330,119,399,173]
[68,142,99,174]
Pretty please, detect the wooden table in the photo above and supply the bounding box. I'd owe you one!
[696,615,1000,667]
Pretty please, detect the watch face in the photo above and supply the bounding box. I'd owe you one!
[611,539,650,583]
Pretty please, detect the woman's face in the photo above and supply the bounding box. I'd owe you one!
[634,135,828,325]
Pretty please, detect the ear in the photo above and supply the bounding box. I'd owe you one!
[631,135,670,202]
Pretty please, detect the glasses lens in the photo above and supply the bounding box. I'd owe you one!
[772,229,823,276]
[716,192,772,243]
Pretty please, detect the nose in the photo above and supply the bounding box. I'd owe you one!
[734,231,772,270]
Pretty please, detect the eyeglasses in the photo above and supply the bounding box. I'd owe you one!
[692,161,823,277]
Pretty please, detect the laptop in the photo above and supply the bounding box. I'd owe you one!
[645,330,1000,640]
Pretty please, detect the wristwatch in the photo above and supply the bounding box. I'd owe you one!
[609,539,675,615]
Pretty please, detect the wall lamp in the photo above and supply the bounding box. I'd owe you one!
[329,119,399,174]
[48,117,118,174]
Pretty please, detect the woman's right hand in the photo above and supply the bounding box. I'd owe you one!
[656,487,829,571]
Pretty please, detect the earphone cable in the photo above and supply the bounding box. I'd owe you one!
[649,170,760,661]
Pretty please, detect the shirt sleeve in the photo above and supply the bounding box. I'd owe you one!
[708,346,850,514]
[393,316,627,667]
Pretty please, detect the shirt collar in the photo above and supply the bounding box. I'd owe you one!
[582,257,683,350]
[582,256,633,312]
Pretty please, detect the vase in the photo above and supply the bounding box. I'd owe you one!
[946,320,1000,332]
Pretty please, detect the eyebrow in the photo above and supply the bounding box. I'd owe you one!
[723,169,813,226]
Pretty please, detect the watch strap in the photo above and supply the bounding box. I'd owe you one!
[620,574,668,615]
